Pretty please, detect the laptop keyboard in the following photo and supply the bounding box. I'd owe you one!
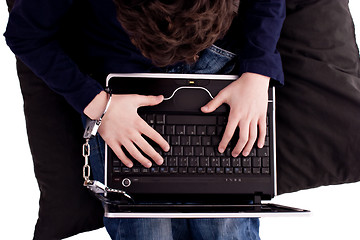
[112,114,271,175]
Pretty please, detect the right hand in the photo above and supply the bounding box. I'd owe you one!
[90,94,170,168]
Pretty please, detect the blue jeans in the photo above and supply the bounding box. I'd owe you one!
[88,44,261,240]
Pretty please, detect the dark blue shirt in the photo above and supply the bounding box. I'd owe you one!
[4,0,285,113]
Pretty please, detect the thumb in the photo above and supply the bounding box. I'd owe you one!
[138,95,164,107]
[201,93,225,113]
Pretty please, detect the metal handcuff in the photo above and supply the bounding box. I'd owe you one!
[82,87,134,205]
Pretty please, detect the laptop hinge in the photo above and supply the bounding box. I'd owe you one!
[254,193,262,205]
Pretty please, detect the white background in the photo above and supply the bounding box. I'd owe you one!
[0,1,359,239]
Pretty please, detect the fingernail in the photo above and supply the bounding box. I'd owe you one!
[145,162,152,168]
[218,147,224,153]
[157,158,164,165]
[202,106,208,111]
[232,152,239,157]
[243,151,249,156]
[127,162,133,168]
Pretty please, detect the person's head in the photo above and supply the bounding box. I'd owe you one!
[113,0,238,67]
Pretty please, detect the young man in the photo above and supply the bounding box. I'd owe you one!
[5,0,285,239]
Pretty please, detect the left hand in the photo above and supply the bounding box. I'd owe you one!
[201,72,270,157]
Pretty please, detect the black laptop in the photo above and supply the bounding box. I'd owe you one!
[103,73,309,218]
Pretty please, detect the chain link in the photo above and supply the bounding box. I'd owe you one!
[82,139,91,186]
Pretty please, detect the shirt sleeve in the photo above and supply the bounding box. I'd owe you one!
[4,0,104,113]
[237,0,286,85]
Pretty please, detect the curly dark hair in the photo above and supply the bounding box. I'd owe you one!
[113,0,238,67]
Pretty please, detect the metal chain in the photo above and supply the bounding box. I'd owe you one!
[82,139,92,186]
[82,134,134,203]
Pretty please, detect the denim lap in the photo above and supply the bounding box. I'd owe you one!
[88,44,260,240]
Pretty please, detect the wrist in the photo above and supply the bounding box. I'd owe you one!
[241,72,270,88]
[84,91,109,120]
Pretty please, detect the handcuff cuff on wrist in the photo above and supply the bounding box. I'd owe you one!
[82,87,134,205]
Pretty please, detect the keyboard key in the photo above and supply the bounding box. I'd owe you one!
[173,146,183,156]
[253,168,261,174]
[212,136,221,146]
[184,146,194,156]
[132,167,140,173]
[160,167,169,173]
[205,147,215,156]
[164,147,172,156]
[225,147,231,157]
[234,167,242,174]
[252,157,261,167]
[207,167,215,174]
[169,167,178,173]
[188,157,199,167]
[221,157,231,167]
[248,148,256,157]
[167,115,217,125]
[225,167,233,174]
[200,157,210,167]
[262,157,270,167]
[242,157,251,167]
[197,126,206,135]
[171,136,181,145]
[150,167,159,173]
[210,157,221,167]
[231,157,241,167]
[191,136,201,146]
[202,136,211,146]
[175,125,185,135]
[179,167,187,174]
[168,157,178,166]
[243,168,252,174]
[216,167,224,174]
[215,148,225,157]
[156,114,165,124]
[142,168,150,173]
[198,167,206,174]
[261,168,270,174]
[186,126,196,135]
[194,146,204,156]
[257,147,269,157]
[166,125,175,135]
[180,136,191,145]
[178,157,188,166]
[188,167,197,174]
[207,126,216,135]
